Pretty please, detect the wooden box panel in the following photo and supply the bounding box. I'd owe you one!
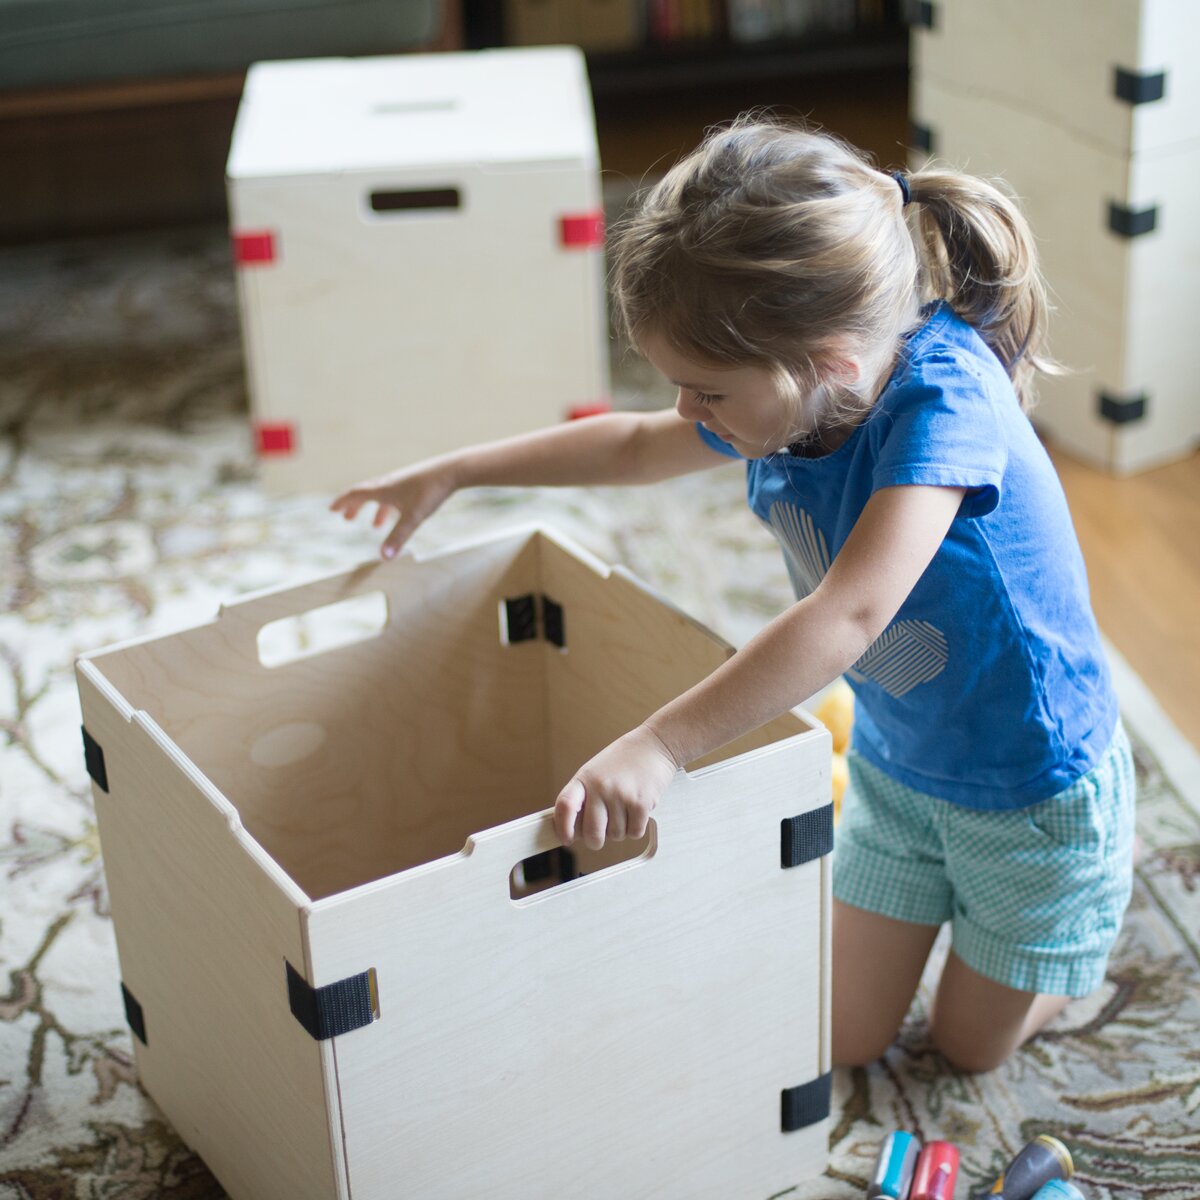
[226,49,610,496]
[912,75,1200,474]
[912,0,1200,156]
[77,527,832,1200]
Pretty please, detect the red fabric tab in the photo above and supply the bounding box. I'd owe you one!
[255,422,296,455]
[233,231,277,266]
[559,212,605,248]
[567,401,612,421]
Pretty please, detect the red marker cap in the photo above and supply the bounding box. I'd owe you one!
[911,1141,960,1200]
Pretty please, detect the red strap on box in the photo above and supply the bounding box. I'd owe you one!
[233,230,277,266]
[254,422,297,455]
[567,400,612,420]
[559,211,605,249]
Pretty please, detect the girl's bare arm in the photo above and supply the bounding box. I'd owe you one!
[556,482,969,848]
[331,410,726,556]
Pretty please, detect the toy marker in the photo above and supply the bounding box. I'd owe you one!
[1031,1182,1087,1200]
[869,1131,921,1199]
[973,1135,1073,1200]
[911,1141,959,1200]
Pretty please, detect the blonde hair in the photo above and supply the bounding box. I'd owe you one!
[610,115,1054,423]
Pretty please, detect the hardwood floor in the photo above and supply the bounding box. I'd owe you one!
[1048,444,1200,748]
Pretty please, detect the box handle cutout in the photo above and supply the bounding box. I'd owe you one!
[509,826,657,903]
[369,188,461,214]
[257,591,389,668]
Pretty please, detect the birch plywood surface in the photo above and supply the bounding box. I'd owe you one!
[536,532,809,790]
[74,665,342,1200]
[912,75,1200,473]
[306,739,830,1200]
[86,531,549,900]
[912,0,1200,155]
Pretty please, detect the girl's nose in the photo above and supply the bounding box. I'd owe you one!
[675,389,701,421]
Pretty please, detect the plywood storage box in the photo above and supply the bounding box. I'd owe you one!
[227,48,610,495]
[910,0,1200,474]
[75,527,833,1200]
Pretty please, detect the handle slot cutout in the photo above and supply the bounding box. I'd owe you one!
[509,826,657,903]
[256,591,389,668]
[369,188,461,214]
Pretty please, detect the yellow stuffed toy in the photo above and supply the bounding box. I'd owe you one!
[813,680,854,822]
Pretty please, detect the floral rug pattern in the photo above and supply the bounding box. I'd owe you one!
[2,226,1199,1199]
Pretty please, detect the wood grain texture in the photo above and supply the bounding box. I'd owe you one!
[79,527,833,1200]
[1050,444,1200,748]
[75,662,344,1200]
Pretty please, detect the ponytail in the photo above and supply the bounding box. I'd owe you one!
[908,168,1057,411]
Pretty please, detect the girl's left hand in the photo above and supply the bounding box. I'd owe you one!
[554,726,680,851]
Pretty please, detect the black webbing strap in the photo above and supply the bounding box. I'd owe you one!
[122,982,147,1045]
[286,961,375,1041]
[504,594,566,647]
[1108,202,1158,239]
[82,726,109,793]
[782,1072,833,1132]
[1114,67,1166,105]
[781,804,834,868]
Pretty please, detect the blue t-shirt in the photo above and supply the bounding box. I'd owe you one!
[698,302,1117,810]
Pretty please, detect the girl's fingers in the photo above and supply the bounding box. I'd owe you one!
[382,512,421,559]
[580,794,609,852]
[606,799,627,843]
[554,778,586,845]
[626,807,650,841]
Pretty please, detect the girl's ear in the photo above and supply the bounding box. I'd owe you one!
[813,350,862,389]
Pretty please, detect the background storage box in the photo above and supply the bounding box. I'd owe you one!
[911,0,1200,474]
[226,48,611,496]
[76,527,833,1200]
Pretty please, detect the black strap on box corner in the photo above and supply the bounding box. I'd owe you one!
[907,0,935,29]
[1098,391,1148,426]
[781,804,834,869]
[542,596,565,648]
[121,982,147,1045]
[82,725,109,793]
[286,961,376,1041]
[782,1071,832,1132]
[505,594,539,643]
[908,121,935,156]
[504,593,565,648]
[1108,201,1158,239]
[1114,67,1166,106]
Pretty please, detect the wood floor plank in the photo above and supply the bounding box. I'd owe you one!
[1048,444,1200,749]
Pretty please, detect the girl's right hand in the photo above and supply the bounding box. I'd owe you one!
[329,460,458,559]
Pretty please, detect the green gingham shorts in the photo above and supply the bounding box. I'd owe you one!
[833,724,1136,997]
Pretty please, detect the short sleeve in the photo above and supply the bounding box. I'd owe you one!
[870,353,1008,519]
[696,422,745,459]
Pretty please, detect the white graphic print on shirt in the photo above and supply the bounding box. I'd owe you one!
[766,500,949,698]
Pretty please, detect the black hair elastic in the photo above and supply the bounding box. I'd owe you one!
[890,171,912,207]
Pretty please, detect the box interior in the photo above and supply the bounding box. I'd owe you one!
[87,529,806,901]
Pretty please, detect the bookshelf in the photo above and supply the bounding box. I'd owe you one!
[463,2,908,95]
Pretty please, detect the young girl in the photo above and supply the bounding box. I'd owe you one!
[331,117,1135,1074]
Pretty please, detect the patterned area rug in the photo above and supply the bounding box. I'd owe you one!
[2,226,1199,1199]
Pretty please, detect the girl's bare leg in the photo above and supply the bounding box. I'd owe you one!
[928,951,1072,1073]
[831,899,941,1066]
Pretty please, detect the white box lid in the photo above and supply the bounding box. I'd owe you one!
[228,46,597,179]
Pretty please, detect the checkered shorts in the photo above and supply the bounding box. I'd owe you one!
[833,724,1136,996]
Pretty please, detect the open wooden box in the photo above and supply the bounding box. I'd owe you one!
[75,527,832,1200]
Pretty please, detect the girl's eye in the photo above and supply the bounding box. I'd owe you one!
[695,391,722,406]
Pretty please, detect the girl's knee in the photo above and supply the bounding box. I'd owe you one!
[928,1020,1016,1074]
[832,1023,900,1068]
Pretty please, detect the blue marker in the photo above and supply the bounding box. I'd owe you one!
[869,1131,921,1199]
[1031,1183,1087,1200]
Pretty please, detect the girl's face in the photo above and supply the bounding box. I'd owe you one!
[640,333,802,459]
